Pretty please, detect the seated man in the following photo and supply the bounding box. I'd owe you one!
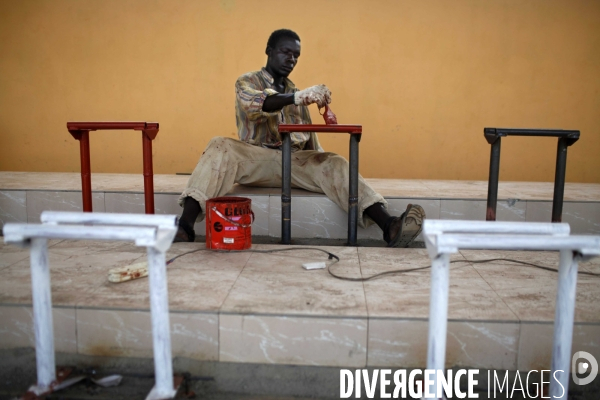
[175,28,425,246]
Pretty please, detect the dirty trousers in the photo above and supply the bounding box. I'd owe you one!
[179,137,386,228]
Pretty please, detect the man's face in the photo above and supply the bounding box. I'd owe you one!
[266,37,301,78]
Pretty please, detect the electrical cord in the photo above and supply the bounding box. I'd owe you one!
[166,248,600,282]
[328,257,600,282]
[167,246,340,266]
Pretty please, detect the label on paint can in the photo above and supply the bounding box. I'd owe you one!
[206,196,253,250]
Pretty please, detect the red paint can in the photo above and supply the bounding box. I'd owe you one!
[206,197,253,250]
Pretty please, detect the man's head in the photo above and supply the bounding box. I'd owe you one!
[265,29,301,78]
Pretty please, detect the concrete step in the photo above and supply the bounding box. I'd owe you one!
[1,172,599,397]
[1,172,599,240]
[1,241,599,374]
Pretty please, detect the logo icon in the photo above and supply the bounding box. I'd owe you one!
[214,222,223,232]
[571,351,598,386]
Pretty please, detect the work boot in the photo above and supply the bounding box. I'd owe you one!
[173,224,195,243]
[384,204,425,248]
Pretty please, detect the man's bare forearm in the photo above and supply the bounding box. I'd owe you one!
[262,93,295,112]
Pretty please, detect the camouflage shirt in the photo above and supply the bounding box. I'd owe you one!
[235,68,323,152]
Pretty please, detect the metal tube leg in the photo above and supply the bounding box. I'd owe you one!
[486,138,501,221]
[142,134,155,215]
[79,131,93,212]
[281,132,292,244]
[30,238,56,391]
[551,138,569,223]
[550,250,579,400]
[427,252,450,396]
[348,134,360,246]
[147,247,175,398]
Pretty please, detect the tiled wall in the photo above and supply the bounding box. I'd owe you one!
[1,304,598,371]
[0,191,26,226]
[1,190,599,237]
[2,185,599,375]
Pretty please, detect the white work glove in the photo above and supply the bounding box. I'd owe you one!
[294,84,332,108]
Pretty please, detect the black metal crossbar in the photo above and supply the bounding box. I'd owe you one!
[483,128,580,222]
[278,124,362,246]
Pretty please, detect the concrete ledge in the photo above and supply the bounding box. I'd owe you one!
[1,172,599,237]
[0,242,599,371]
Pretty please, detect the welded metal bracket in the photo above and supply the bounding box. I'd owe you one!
[423,219,600,400]
[4,212,179,400]
[66,121,159,214]
[278,124,363,246]
[483,127,580,222]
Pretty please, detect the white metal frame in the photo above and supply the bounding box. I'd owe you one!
[3,212,178,400]
[422,220,600,400]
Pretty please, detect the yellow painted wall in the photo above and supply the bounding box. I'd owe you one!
[1,0,599,182]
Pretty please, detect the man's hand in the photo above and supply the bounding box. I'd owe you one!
[294,84,332,108]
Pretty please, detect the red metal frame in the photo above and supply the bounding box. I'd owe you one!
[67,122,159,214]
[278,124,362,134]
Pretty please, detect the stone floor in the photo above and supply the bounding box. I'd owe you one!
[1,239,599,373]
[1,172,599,398]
